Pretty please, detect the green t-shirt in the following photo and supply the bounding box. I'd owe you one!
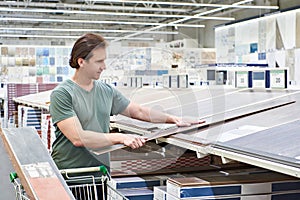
[50,79,130,171]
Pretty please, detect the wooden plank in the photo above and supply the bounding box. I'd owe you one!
[171,98,296,144]
[92,99,295,155]
[0,127,74,200]
[93,122,205,155]
[217,119,300,166]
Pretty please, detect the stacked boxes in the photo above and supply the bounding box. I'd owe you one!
[154,186,244,200]
[108,173,192,200]
[17,105,41,132]
[4,83,57,127]
[154,186,167,200]
[111,187,154,200]
[17,106,55,151]
[163,74,189,88]
[127,76,143,88]
[5,83,37,124]
[235,69,288,89]
[108,175,166,200]
[109,176,165,190]
[163,171,300,200]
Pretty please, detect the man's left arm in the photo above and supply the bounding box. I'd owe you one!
[121,102,200,127]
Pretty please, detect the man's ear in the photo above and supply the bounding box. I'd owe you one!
[77,58,85,68]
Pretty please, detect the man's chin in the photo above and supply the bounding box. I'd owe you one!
[94,74,101,80]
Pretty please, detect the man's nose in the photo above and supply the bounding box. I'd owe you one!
[101,63,106,70]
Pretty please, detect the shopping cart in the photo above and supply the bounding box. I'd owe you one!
[10,165,129,200]
[10,172,29,200]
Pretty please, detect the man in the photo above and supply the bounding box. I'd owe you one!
[50,33,197,198]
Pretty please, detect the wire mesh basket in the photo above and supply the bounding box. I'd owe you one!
[10,172,30,200]
[10,165,128,200]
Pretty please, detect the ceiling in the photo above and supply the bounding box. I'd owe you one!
[0,0,291,43]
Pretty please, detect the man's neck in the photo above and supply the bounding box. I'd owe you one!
[72,74,94,92]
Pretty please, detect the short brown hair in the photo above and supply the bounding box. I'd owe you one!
[69,33,108,69]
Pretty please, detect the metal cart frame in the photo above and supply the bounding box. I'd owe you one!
[10,166,128,200]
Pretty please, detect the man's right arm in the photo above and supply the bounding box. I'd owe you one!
[57,116,146,149]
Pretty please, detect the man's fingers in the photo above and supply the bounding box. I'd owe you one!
[136,137,145,147]
[130,136,147,149]
[176,121,191,127]
[192,120,206,124]
[176,119,206,127]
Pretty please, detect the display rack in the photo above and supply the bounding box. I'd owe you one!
[11,87,300,180]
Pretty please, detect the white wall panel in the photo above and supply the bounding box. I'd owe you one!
[266,51,276,68]
[274,50,286,68]
[286,49,295,80]
[258,20,267,52]
[235,21,258,45]
[293,49,300,84]
[276,12,296,49]
[266,17,276,52]
[215,28,235,63]
[296,12,300,48]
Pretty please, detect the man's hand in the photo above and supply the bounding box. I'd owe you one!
[172,116,205,127]
[122,134,147,149]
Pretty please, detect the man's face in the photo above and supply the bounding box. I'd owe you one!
[83,47,107,80]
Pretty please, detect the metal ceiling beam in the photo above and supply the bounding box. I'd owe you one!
[0,27,179,35]
[92,0,279,10]
[0,17,205,28]
[0,1,188,13]
[0,34,154,41]
[0,7,235,21]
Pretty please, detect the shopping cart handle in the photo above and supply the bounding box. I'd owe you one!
[60,165,108,175]
[99,165,108,175]
[9,172,18,182]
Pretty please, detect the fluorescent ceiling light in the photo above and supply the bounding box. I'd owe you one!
[0,7,234,21]
[112,0,256,42]
[0,34,154,41]
[0,18,205,28]
[92,0,279,10]
[0,27,178,35]
[194,0,256,17]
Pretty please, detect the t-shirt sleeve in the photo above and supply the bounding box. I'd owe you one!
[50,89,76,125]
[111,88,130,116]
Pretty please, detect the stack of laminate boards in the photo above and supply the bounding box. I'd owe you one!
[17,105,41,131]
[17,105,55,152]
[108,167,300,200]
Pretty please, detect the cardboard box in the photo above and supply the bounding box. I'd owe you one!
[165,191,300,200]
[117,187,153,200]
[167,172,300,199]
[109,176,164,190]
[154,186,167,200]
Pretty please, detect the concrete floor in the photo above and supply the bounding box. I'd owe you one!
[0,138,17,199]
